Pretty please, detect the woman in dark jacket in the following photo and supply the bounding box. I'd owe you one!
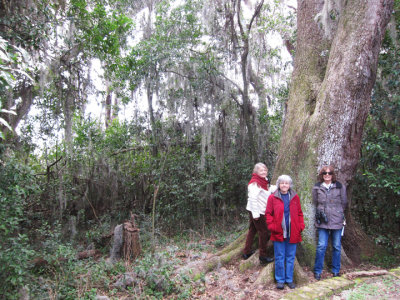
[266,175,305,290]
[313,165,347,280]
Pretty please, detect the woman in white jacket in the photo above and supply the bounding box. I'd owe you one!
[242,163,276,264]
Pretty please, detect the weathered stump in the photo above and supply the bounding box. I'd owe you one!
[110,213,141,263]
[122,214,141,261]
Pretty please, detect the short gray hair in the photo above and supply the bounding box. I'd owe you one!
[276,175,293,188]
[253,162,268,173]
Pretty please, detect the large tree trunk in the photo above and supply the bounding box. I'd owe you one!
[273,0,393,265]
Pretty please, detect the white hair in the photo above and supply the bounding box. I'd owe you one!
[276,175,293,188]
[253,162,267,173]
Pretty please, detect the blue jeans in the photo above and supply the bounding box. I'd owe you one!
[314,228,342,274]
[273,239,297,283]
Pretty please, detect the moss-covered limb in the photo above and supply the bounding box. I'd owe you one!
[219,243,243,264]
[215,230,247,256]
[281,277,355,300]
[185,256,220,281]
[293,258,310,285]
[252,257,310,286]
[254,263,275,285]
[238,250,259,272]
[185,240,244,279]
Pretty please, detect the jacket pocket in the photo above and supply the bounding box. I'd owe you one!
[330,207,344,226]
[268,221,278,233]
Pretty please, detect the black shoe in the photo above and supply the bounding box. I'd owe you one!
[314,273,321,280]
[276,282,284,289]
[287,282,296,289]
[259,256,274,264]
[332,272,340,277]
[242,250,255,260]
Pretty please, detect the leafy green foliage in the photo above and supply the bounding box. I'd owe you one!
[122,0,206,91]
[69,0,133,62]
[0,149,38,298]
[132,250,193,298]
[352,4,400,253]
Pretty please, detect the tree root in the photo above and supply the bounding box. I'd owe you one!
[182,229,310,286]
[254,262,274,285]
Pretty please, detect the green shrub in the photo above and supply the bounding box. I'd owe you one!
[0,150,38,299]
[136,250,193,298]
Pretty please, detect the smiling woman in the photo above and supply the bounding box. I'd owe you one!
[266,174,305,289]
[265,175,305,290]
[312,165,347,280]
[243,162,275,264]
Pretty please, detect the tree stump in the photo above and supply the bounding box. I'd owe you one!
[110,213,141,263]
[123,214,141,261]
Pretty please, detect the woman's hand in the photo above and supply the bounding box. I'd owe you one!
[269,185,277,193]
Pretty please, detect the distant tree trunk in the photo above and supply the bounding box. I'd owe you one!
[146,81,158,156]
[112,90,119,120]
[63,94,74,155]
[273,0,393,265]
[9,83,34,131]
[236,0,264,162]
[249,66,273,162]
[105,87,112,128]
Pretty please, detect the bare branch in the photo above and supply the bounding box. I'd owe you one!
[248,1,264,34]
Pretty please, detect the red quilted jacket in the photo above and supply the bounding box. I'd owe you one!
[265,189,305,243]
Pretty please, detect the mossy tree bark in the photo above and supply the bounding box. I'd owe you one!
[273,0,394,265]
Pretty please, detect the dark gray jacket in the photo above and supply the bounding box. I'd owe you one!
[312,181,347,230]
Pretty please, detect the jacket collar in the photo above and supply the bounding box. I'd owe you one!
[273,188,296,201]
[314,181,342,188]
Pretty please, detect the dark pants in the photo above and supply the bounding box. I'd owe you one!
[243,212,270,257]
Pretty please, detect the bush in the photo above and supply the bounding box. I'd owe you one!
[0,149,38,299]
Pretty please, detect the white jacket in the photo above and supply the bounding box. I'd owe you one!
[246,183,277,219]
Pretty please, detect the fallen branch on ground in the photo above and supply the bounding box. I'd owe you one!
[344,270,389,280]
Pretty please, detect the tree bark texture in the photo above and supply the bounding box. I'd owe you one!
[273,0,393,264]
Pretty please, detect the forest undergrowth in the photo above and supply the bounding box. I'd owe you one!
[11,220,399,300]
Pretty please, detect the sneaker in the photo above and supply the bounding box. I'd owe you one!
[259,256,274,264]
[314,273,321,280]
[242,250,255,260]
[332,272,340,277]
[276,282,284,289]
[287,282,296,289]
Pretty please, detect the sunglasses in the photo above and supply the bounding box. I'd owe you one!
[322,172,333,175]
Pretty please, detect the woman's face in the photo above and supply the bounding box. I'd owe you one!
[279,181,290,194]
[257,167,268,178]
[322,168,333,183]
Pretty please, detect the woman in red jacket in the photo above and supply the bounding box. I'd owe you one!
[266,175,305,290]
